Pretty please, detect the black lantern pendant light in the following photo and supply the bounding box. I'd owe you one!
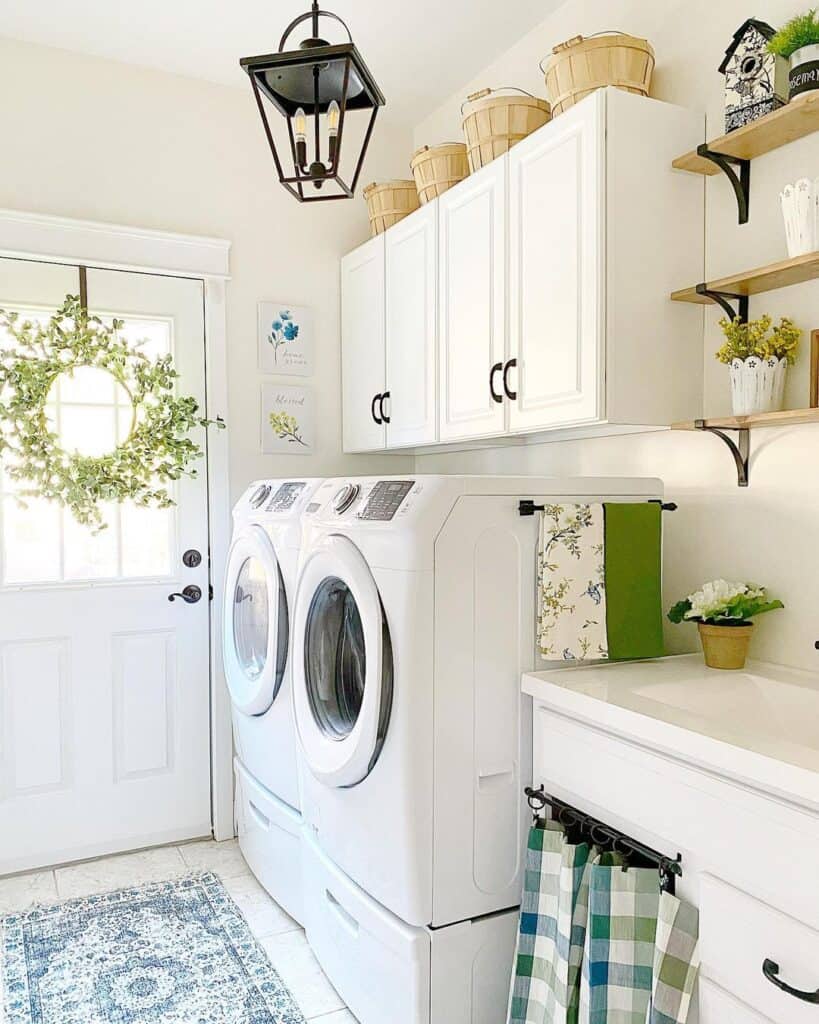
[240,1,385,202]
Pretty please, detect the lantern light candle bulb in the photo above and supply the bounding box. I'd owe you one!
[327,99,340,164]
[294,106,307,167]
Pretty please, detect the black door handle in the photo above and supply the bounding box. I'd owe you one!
[371,393,383,425]
[489,362,503,404]
[168,585,203,604]
[763,959,819,1003]
[380,391,391,424]
[503,358,518,401]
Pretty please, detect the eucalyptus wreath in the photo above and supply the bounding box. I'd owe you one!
[0,294,221,531]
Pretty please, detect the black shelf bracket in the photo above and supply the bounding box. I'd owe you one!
[695,282,749,323]
[695,419,750,487]
[696,143,751,225]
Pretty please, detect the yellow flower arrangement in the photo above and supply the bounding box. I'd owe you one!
[716,315,801,365]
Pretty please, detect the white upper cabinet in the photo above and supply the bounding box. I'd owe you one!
[385,202,438,447]
[341,235,386,453]
[340,88,704,452]
[507,95,602,432]
[438,159,506,442]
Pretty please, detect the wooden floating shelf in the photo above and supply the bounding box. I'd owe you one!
[671,251,819,307]
[673,408,819,431]
[673,91,819,175]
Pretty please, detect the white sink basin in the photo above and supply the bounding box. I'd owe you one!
[633,672,819,750]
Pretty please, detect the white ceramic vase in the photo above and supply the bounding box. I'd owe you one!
[729,356,787,416]
[779,177,819,258]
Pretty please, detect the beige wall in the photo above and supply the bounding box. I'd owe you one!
[0,35,413,502]
[413,0,819,670]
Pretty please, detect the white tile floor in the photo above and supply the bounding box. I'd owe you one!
[0,839,357,1023]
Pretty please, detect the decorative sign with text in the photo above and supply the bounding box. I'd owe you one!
[258,301,313,376]
[261,383,314,454]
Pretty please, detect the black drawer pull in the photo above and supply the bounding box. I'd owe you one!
[489,362,503,404]
[371,393,383,425]
[762,958,819,1003]
[380,391,391,424]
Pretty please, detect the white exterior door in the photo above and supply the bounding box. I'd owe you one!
[341,236,386,453]
[508,93,603,431]
[438,159,507,441]
[0,257,212,873]
[385,205,437,448]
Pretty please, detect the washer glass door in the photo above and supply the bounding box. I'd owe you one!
[224,525,288,715]
[294,536,392,787]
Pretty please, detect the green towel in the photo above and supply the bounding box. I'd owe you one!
[603,502,664,661]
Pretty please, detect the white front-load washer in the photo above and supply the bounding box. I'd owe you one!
[224,477,322,923]
[292,475,662,1024]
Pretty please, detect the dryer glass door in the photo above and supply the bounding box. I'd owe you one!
[224,525,288,715]
[294,535,393,788]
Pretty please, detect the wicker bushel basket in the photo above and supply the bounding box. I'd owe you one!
[461,88,551,172]
[543,32,655,117]
[363,180,420,237]
[410,143,469,204]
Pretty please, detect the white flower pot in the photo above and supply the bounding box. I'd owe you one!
[729,356,787,416]
[789,43,819,99]
[780,177,819,257]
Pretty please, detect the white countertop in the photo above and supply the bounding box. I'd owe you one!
[523,655,819,811]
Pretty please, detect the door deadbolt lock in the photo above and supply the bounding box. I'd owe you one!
[182,549,202,568]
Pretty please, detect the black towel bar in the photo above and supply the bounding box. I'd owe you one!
[518,499,678,516]
[524,786,683,893]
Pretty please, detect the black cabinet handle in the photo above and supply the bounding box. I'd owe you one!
[489,362,503,404]
[503,358,518,401]
[380,391,391,424]
[168,585,203,604]
[762,959,819,1003]
[371,393,383,425]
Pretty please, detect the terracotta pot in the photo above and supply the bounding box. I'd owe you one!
[698,622,753,670]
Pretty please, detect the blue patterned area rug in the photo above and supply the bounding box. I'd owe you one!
[2,872,306,1023]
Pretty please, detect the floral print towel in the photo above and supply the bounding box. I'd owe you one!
[537,504,608,661]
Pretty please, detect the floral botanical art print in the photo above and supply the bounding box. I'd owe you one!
[537,503,608,662]
[261,384,313,454]
[258,301,312,376]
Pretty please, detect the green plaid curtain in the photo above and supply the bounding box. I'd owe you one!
[646,892,700,1024]
[508,823,595,1024]
[579,853,660,1024]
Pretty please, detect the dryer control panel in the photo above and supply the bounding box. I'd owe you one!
[358,480,414,521]
[266,481,307,512]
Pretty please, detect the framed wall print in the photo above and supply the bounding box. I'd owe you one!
[261,383,314,454]
[258,301,313,376]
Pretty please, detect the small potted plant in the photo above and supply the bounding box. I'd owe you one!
[769,9,819,99]
[716,314,800,415]
[668,580,783,670]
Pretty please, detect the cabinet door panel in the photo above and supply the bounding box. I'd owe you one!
[438,160,506,442]
[508,94,603,431]
[341,235,386,452]
[385,204,437,447]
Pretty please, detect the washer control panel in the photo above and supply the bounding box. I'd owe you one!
[358,480,414,521]
[266,481,307,512]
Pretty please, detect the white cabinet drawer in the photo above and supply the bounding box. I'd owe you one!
[699,978,775,1023]
[700,875,819,1024]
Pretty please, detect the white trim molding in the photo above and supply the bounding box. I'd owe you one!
[0,208,230,279]
[0,208,235,842]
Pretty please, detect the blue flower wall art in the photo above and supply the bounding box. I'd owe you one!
[258,302,313,376]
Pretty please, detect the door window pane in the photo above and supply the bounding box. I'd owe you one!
[0,307,177,585]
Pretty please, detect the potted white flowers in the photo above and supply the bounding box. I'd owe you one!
[716,315,800,415]
[668,580,784,670]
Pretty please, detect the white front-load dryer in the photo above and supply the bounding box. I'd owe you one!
[224,477,322,923]
[292,475,662,1024]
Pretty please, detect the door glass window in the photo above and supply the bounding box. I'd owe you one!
[233,557,270,681]
[0,308,175,585]
[305,576,393,752]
